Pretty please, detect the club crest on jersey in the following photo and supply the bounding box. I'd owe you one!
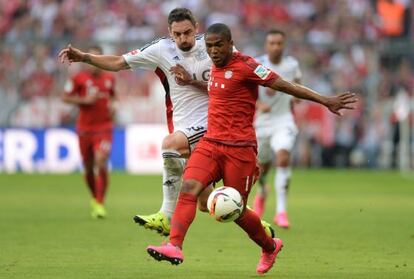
[224,70,233,79]
[254,65,271,80]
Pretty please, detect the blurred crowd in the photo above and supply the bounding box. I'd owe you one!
[0,0,413,168]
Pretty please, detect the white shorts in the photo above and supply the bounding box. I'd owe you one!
[176,125,207,153]
[256,121,298,163]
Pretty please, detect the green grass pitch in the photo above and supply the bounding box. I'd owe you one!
[0,170,413,278]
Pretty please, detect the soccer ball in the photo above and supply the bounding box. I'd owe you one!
[207,186,244,223]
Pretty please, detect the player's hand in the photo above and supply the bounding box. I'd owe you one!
[324,92,357,116]
[58,44,86,65]
[170,64,192,86]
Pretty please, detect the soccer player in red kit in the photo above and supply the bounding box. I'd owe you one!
[61,45,116,219]
[147,24,356,274]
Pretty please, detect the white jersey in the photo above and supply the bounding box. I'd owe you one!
[254,55,302,128]
[123,35,211,133]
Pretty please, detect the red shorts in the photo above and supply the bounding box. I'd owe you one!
[183,139,260,203]
[78,131,112,163]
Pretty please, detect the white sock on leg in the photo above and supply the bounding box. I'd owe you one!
[159,149,186,220]
[275,167,291,214]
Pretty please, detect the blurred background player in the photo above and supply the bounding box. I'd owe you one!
[253,30,302,228]
[61,45,116,219]
[147,23,356,274]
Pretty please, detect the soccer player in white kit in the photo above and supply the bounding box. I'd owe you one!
[58,8,211,235]
[253,29,302,228]
[58,8,275,237]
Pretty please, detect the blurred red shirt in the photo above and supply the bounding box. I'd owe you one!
[64,71,115,133]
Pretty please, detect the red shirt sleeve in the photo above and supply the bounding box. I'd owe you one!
[242,57,279,86]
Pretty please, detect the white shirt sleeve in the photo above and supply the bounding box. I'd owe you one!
[122,39,162,71]
[293,59,302,81]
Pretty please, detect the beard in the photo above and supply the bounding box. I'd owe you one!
[178,43,193,52]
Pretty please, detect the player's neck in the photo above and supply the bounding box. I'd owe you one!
[269,55,282,65]
[217,51,235,68]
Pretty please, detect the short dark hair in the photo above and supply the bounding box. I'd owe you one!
[266,29,285,37]
[205,23,232,42]
[168,8,196,26]
[88,45,103,54]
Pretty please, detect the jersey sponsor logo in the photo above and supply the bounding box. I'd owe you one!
[224,70,233,79]
[254,65,271,80]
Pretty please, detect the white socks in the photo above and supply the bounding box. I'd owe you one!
[275,167,291,214]
[159,149,186,220]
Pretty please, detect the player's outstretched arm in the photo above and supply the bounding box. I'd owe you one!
[58,44,130,72]
[268,77,357,116]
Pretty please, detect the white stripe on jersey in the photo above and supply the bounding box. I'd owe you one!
[123,36,211,131]
[254,55,302,128]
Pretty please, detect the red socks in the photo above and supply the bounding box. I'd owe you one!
[95,168,108,204]
[170,192,198,248]
[84,172,96,197]
[84,168,108,204]
[235,208,275,252]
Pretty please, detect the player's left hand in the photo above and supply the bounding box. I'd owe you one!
[170,64,192,86]
[324,92,357,116]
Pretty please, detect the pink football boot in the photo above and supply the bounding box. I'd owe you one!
[274,212,290,229]
[253,194,266,218]
[147,242,184,265]
[256,238,283,274]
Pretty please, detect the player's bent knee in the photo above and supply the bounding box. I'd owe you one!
[181,179,202,195]
[162,133,190,156]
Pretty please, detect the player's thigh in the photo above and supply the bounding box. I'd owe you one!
[257,135,272,164]
[183,140,221,192]
[222,146,258,203]
[162,131,190,157]
[78,135,94,167]
[173,126,207,157]
[270,124,298,155]
[92,133,112,166]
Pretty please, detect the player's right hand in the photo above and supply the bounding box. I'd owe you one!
[58,44,86,65]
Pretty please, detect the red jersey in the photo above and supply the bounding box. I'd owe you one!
[64,71,115,133]
[204,52,279,146]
